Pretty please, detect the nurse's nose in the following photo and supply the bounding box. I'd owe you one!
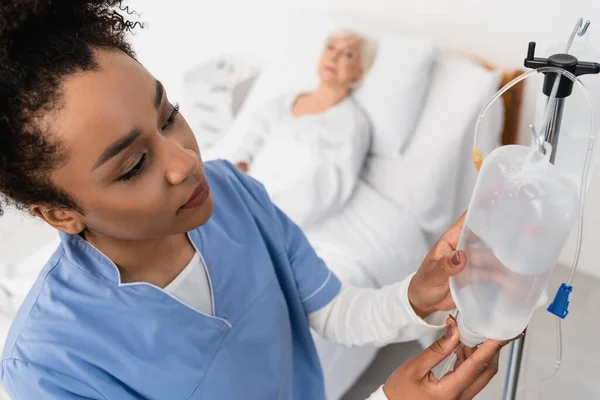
[165,144,199,186]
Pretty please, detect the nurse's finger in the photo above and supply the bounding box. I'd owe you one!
[428,248,467,288]
[406,317,459,378]
[458,351,501,400]
[454,345,468,370]
[440,212,467,251]
[454,343,477,371]
[461,345,476,359]
[440,337,516,395]
[449,211,467,232]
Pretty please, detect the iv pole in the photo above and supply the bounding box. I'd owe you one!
[503,18,599,400]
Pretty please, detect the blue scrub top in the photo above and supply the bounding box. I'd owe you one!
[0,160,341,400]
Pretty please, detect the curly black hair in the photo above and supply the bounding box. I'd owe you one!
[0,0,142,215]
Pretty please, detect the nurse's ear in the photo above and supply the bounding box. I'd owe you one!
[31,205,86,235]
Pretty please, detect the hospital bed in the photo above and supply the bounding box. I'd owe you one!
[0,13,523,400]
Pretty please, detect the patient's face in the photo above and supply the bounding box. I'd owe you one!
[37,48,214,241]
[318,37,362,89]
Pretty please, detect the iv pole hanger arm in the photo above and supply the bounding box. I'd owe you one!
[524,37,600,98]
[575,61,600,76]
[525,18,600,81]
[525,42,600,76]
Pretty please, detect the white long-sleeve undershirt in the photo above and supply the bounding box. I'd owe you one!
[308,272,447,347]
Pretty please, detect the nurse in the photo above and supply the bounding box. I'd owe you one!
[0,2,517,399]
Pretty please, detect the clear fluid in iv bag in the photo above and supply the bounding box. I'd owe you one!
[450,145,579,344]
[450,228,551,340]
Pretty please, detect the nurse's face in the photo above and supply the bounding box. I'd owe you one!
[36,49,214,240]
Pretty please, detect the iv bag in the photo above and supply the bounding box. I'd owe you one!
[534,33,600,190]
[450,145,579,346]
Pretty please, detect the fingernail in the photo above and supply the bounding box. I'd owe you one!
[444,322,454,339]
[451,251,461,266]
[448,314,457,324]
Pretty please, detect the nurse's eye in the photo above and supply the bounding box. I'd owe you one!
[327,44,335,51]
[117,153,146,182]
[162,103,180,131]
[345,52,355,59]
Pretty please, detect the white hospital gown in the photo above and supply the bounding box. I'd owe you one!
[232,93,371,228]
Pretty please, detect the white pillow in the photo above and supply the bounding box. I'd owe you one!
[227,11,439,157]
[362,55,502,238]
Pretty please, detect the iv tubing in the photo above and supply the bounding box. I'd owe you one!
[472,70,539,172]
[565,17,584,53]
[532,17,582,153]
[545,70,595,386]
[567,119,595,285]
[536,74,562,148]
[532,317,564,400]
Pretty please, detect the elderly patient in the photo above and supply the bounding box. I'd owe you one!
[233,30,378,227]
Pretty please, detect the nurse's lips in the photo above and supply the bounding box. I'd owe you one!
[180,177,210,210]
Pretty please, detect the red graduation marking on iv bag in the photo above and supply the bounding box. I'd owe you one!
[524,222,544,236]
[476,184,508,207]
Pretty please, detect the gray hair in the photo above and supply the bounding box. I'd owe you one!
[326,29,378,87]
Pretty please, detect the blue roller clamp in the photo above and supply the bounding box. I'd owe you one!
[547,283,573,319]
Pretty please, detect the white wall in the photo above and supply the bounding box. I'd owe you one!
[129,1,327,105]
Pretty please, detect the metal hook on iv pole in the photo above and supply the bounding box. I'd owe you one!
[566,18,591,52]
[579,20,591,37]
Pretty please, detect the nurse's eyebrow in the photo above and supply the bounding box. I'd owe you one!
[155,79,164,109]
[93,129,142,170]
[93,80,163,170]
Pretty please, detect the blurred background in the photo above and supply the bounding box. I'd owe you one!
[1,1,599,398]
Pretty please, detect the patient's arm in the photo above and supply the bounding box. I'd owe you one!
[235,161,249,172]
[308,273,447,347]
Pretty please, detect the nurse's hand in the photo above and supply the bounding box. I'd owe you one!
[383,316,517,400]
[407,212,467,318]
